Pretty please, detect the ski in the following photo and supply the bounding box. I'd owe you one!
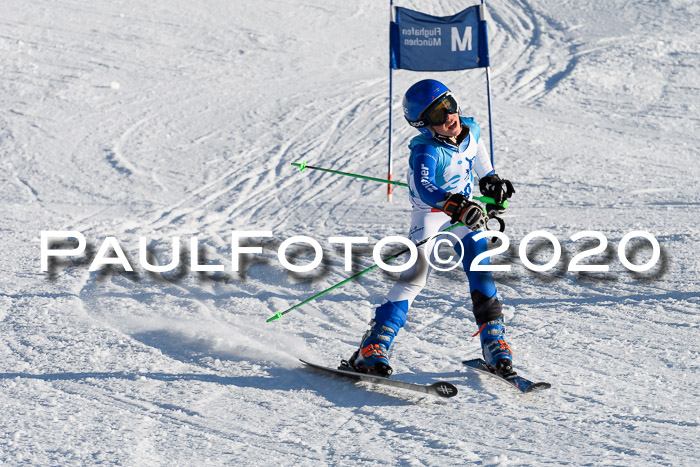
[300,359,458,398]
[463,358,551,393]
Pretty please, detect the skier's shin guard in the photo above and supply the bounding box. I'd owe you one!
[471,290,503,326]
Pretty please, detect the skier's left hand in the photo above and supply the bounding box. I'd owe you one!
[479,173,515,215]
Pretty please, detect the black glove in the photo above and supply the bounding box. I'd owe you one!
[441,193,487,231]
[479,174,515,215]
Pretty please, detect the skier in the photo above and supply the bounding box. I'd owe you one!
[345,79,517,378]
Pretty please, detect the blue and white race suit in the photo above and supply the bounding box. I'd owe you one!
[374,117,503,336]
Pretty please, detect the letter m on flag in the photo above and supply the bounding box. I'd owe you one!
[451,26,473,52]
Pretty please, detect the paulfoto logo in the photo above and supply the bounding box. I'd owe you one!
[40,229,662,276]
[39,231,417,275]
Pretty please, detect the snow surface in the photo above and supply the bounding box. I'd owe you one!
[1,0,699,464]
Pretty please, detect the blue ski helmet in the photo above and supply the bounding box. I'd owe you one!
[403,79,457,136]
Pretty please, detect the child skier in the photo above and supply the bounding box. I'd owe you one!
[345,79,517,378]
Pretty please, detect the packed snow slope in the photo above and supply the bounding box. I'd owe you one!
[1,0,698,464]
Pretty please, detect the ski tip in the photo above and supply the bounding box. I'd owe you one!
[430,381,458,398]
[525,382,552,393]
[266,311,283,322]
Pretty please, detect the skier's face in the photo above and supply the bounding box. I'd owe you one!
[431,112,461,138]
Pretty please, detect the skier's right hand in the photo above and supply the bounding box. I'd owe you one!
[441,193,487,231]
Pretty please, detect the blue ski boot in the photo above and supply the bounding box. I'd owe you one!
[478,317,517,379]
[344,321,395,377]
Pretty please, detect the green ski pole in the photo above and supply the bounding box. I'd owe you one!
[291,161,408,186]
[291,161,507,209]
[266,223,463,322]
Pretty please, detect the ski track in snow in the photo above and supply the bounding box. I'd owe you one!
[1,0,698,464]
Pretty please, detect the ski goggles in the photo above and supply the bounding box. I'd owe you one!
[420,93,459,126]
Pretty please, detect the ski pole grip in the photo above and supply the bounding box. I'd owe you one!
[473,195,508,209]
